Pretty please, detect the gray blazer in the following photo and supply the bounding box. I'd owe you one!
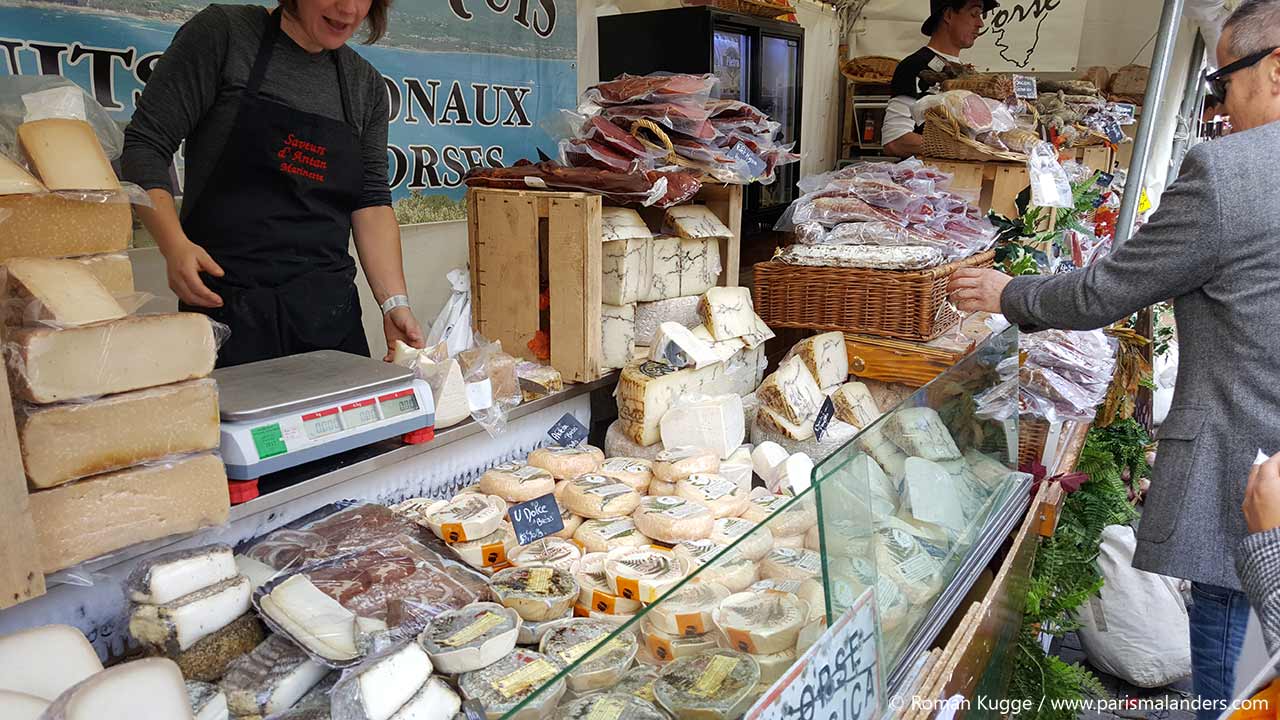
[1238,528,1280,653]
[1003,119,1280,590]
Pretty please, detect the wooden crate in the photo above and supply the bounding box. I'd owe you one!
[920,159,1029,219]
[843,313,995,388]
[0,339,47,609]
[468,185,742,383]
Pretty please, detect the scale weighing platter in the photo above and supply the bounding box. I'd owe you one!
[214,350,435,481]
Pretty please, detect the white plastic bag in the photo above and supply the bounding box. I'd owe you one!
[426,268,473,358]
[1077,525,1191,688]
[1027,142,1073,209]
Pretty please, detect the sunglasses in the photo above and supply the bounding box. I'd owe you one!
[1207,46,1279,99]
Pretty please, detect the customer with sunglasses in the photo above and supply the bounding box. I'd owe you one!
[947,2,1280,717]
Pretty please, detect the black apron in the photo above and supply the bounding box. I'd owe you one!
[180,8,370,368]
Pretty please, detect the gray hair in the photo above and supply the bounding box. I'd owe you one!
[1225,0,1280,57]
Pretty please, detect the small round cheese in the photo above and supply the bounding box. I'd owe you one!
[647,479,677,497]
[509,538,582,573]
[528,445,605,480]
[539,619,639,693]
[761,547,823,582]
[653,447,720,483]
[751,442,790,486]
[710,517,773,561]
[604,547,687,603]
[598,457,655,491]
[632,496,715,543]
[654,649,760,720]
[692,553,757,592]
[675,473,749,519]
[574,553,642,615]
[645,581,731,637]
[796,618,827,656]
[714,591,808,655]
[773,534,805,550]
[672,538,725,569]
[418,602,521,674]
[750,579,826,623]
[574,518,651,554]
[490,566,579,622]
[752,648,798,686]
[740,491,816,537]
[480,463,556,503]
[450,524,518,571]
[423,494,507,544]
[551,508,584,541]
[557,693,667,720]
[458,648,566,718]
[640,623,720,664]
[560,474,643,519]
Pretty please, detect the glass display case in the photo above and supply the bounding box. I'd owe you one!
[496,326,1022,719]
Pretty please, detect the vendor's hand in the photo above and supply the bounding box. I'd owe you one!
[1245,453,1280,534]
[383,306,424,363]
[165,239,225,308]
[948,268,1013,314]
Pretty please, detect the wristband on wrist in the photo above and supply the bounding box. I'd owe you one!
[380,294,410,315]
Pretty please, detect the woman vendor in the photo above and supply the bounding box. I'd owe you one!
[122,0,423,367]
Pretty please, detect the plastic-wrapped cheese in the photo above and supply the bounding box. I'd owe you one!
[516,612,575,647]
[640,624,719,664]
[874,526,944,605]
[672,538,725,569]
[774,453,815,495]
[509,537,582,573]
[675,473,749,518]
[538,619,638,693]
[0,624,102,701]
[458,649,566,720]
[632,496,715,542]
[574,517,651,554]
[185,681,225,720]
[654,649,760,720]
[478,464,555,503]
[605,420,665,461]
[761,547,823,582]
[422,494,508,544]
[382,677,460,720]
[963,448,1016,491]
[720,444,753,490]
[575,553,642,615]
[604,547,687,604]
[528,445,605,480]
[258,575,359,662]
[710,517,774,561]
[714,592,808,655]
[126,544,236,606]
[659,394,745,459]
[652,446,720,483]
[560,474,642,519]
[556,692,667,720]
[417,603,520,674]
[883,407,961,461]
[219,635,328,717]
[615,666,662,705]
[129,575,251,654]
[597,457,654,491]
[450,524,518,571]
[490,567,579,622]
[39,658,189,720]
[647,479,677,497]
[329,641,434,720]
[752,648,798,686]
[741,490,816,537]
[645,581,730,637]
[751,412,860,461]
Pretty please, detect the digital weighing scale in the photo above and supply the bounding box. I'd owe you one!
[214,350,435,488]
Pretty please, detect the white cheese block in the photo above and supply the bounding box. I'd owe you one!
[604,546,687,603]
[787,332,849,391]
[641,236,720,302]
[649,321,719,369]
[665,205,732,240]
[0,153,45,194]
[757,356,824,425]
[450,524,518,571]
[220,635,328,717]
[3,257,126,327]
[904,457,969,533]
[751,413,859,464]
[602,207,653,242]
[697,286,756,341]
[418,603,520,674]
[575,553,643,615]
[509,537,582,574]
[602,303,637,371]
[40,658,190,720]
[458,649,566,719]
[127,543,236,605]
[964,448,1016,491]
[129,575,251,654]
[616,346,766,446]
[739,313,776,350]
[558,693,667,720]
[691,552,758,592]
[632,495,715,542]
[74,253,134,297]
[597,457,654,491]
[9,313,217,404]
[659,394,744,460]
[754,406,815,443]
[387,677,461,720]
[528,445,605,481]
[0,625,102,701]
[646,582,731,637]
[775,453,815,495]
[574,517,651,553]
[742,490,818,537]
[605,420,665,460]
[832,382,881,429]
[751,442,790,487]
[711,517,774,561]
[17,118,120,191]
[654,649,760,720]
[720,444,754,491]
[423,494,507,544]
[602,239,646,306]
[560,474,642,519]
[186,682,225,720]
[761,547,823,582]
[634,296,702,347]
[478,463,555,503]
[260,574,359,661]
[675,473,749,518]
[335,642,433,720]
[539,618,639,693]
[490,566,579,622]
[431,359,470,429]
[20,378,221,489]
[884,407,962,461]
[640,624,719,664]
[652,446,721,483]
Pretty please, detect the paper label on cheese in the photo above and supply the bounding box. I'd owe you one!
[646,633,674,662]
[558,635,625,664]
[696,478,738,500]
[586,696,628,720]
[691,655,740,698]
[725,628,757,654]
[442,522,467,543]
[595,519,636,540]
[753,579,803,595]
[527,567,554,593]
[653,496,682,507]
[585,483,632,499]
[616,576,641,601]
[466,379,494,411]
[592,590,619,614]
[603,459,649,474]
[513,466,547,481]
[442,612,506,647]
[493,658,557,697]
[482,542,509,567]
[675,612,708,636]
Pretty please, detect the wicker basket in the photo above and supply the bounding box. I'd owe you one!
[703,0,794,18]
[1019,416,1050,469]
[940,74,1015,101]
[922,107,1029,163]
[752,250,995,342]
[841,55,899,85]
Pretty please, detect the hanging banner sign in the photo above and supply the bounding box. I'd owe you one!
[0,0,577,215]
[967,0,1088,73]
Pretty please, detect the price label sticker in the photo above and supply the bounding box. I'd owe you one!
[508,493,565,545]
[813,397,836,442]
[1013,74,1039,100]
[547,412,589,447]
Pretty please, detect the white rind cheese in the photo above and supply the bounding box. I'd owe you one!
[832,382,881,429]
[450,524,518,571]
[697,287,756,341]
[652,447,721,484]
[786,332,849,391]
[0,624,102,701]
[259,575,359,662]
[751,442,790,487]
[129,575,251,654]
[645,582,731,637]
[575,553,643,615]
[761,547,823,582]
[616,346,766,446]
[675,473,749,519]
[560,474,642,519]
[127,544,236,606]
[490,566,579,622]
[775,453,815,495]
[649,321,720,369]
[508,537,583,573]
[757,356,824,426]
[632,496,715,542]
[714,592,808,655]
[422,494,507,544]
[711,518,774,562]
[40,658,189,720]
[654,649,760,720]
[527,445,605,481]
[641,237,720,302]
[604,547,687,603]
[603,239,647,306]
[665,205,732,240]
[478,463,556,503]
[689,324,748,364]
[752,648,798,686]
[634,296,702,347]
[574,518,651,554]
[602,303,637,371]
[640,624,720,664]
[691,553,758,593]
[659,394,744,460]
[417,603,520,675]
[597,457,654,491]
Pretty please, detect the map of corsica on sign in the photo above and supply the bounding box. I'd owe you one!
[968,0,1088,72]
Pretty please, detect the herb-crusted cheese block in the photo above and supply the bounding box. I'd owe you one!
[509,537,582,573]
[697,286,756,341]
[757,356,824,426]
[602,207,654,242]
[714,591,808,655]
[478,463,555,502]
[129,576,251,655]
[711,517,774,561]
[575,552,643,615]
[3,257,126,328]
[616,347,766,446]
[659,395,745,460]
[647,582,730,638]
[220,635,328,717]
[458,649,566,719]
[450,524,518,571]
[538,618,638,692]
[654,649,760,720]
[634,296,702,347]
[604,547,687,603]
[574,517,651,554]
[649,321,719,369]
[127,543,236,605]
[490,566,578,622]
[642,236,720,302]
[675,473,749,519]
[632,496,715,542]
[418,603,520,674]
[602,303,637,371]
[558,692,667,720]
[561,474,642,519]
[785,332,849,391]
[884,407,962,461]
[761,547,823,582]
[528,445,605,481]
[832,382,881,429]
[598,457,654,491]
[653,446,721,483]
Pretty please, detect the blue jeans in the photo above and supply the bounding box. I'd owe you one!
[1189,582,1251,720]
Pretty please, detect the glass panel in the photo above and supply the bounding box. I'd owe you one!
[758,35,799,208]
[713,31,751,102]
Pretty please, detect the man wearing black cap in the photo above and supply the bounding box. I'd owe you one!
[882,0,998,157]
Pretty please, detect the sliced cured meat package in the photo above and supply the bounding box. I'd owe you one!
[560,138,638,173]
[603,103,719,141]
[586,73,719,105]
[582,116,651,159]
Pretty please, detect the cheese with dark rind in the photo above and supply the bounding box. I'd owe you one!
[538,618,638,692]
[490,566,579,622]
[126,542,236,605]
[219,635,328,717]
[417,603,520,674]
[653,649,760,720]
[457,649,567,719]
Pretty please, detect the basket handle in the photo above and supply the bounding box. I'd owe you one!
[630,118,676,154]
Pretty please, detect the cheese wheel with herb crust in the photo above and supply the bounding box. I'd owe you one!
[479,463,555,503]
[528,445,605,480]
[632,496,715,542]
[652,447,720,483]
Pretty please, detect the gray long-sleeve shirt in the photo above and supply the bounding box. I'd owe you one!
[122,4,391,217]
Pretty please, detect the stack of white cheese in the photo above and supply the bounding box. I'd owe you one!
[2,118,228,575]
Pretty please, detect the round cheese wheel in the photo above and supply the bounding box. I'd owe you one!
[805,525,821,551]
[529,445,605,480]
[672,538,724,569]
[710,517,773,561]
[796,618,826,656]
[423,493,507,544]
[479,463,555,503]
[752,648,798,686]
[458,648,567,716]
[490,566,579,622]
[560,474,643,519]
[574,518,651,554]
[574,552,642,615]
[675,473,749,519]
[604,547,687,604]
[654,649,759,718]
[597,457,654,492]
[693,553,757,592]
[647,479,677,497]
[714,591,808,655]
[748,579,825,624]
[652,447,720,484]
[644,581,730,638]
[418,602,521,674]
[632,496,714,543]
[761,547,823,582]
[740,490,816,537]
[558,693,666,720]
[456,483,482,495]
[773,534,805,550]
[640,623,720,664]
[509,538,582,573]
[539,618,639,693]
[449,524,518,571]
[551,508,584,541]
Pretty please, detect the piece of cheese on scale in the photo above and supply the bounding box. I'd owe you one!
[126,543,237,605]
[634,296,702,347]
[19,378,221,489]
[757,356,825,426]
[220,635,328,718]
[831,382,881,429]
[0,624,102,701]
[18,118,120,191]
[74,254,135,297]
[648,322,719,369]
[10,313,217,404]
[641,236,720,302]
[787,332,849,391]
[2,257,126,327]
[40,658,192,720]
[602,303,637,371]
[697,287,757,341]
[602,207,654,242]
[659,394,744,460]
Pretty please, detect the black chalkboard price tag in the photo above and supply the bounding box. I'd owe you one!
[1013,74,1038,100]
[461,700,488,720]
[546,412,588,447]
[813,397,836,442]
[508,493,565,546]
